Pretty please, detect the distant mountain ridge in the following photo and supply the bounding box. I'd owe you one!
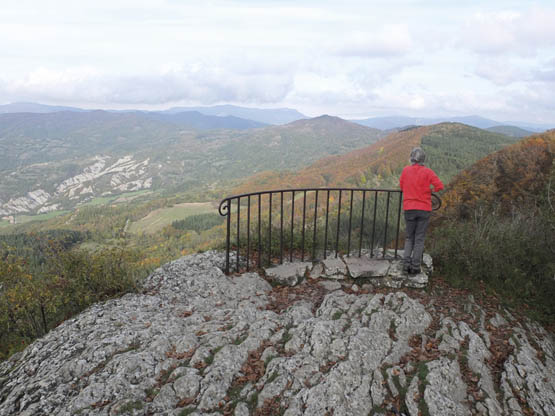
[148,110,267,129]
[0,114,381,216]
[352,115,552,133]
[2,102,552,131]
[233,122,521,194]
[0,102,306,125]
[281,114,382,140]
[485,125,534,138]
[0,102,87,113]
[163,104,306,125]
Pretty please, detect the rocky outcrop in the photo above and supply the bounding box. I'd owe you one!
[58,155,152,201]
[0,155,153,216]
[264,249,432,289]
[0,190,51,216]
[1,252,554,416]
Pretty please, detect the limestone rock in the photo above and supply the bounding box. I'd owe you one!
[318,280,342,291]
[406,272,428,288]
[424,358,469,415]
[321,257,347,278]
[309,263,324,279]
[264,262,311,286]
[387,260,406,280]
[344,257,390,278]
[267,250,430,290]
[1,251,554,416]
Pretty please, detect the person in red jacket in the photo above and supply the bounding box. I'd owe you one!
[399,147,444,274]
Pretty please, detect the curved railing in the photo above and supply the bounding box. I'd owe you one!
[219,188,441,274]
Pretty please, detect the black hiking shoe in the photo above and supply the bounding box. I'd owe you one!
[409,267,421,275]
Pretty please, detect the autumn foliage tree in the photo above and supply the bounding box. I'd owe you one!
[0,239,143,360]
[439,133,554,219]
[430,131,555,324]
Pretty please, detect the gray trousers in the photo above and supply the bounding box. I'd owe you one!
[403,210,431,268]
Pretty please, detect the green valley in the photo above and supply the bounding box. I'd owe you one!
[0,113,381,217]
[2,110,551,359]
[127,202,216,234]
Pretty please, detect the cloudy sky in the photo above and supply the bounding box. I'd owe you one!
[1,0,554,123]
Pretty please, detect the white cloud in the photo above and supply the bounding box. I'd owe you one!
[459,7,555,55]
[533,59,555,83]
[473,58,527,86]
[1,65,295,106]
[288,72,373,107]
[0,1,554,124]
[332,25,414,57]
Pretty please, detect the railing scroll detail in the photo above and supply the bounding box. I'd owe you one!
[219,187,441,274]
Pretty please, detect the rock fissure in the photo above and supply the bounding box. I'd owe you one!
[1,251,554,416]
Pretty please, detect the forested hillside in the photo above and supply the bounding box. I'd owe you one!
[233,123,520,194]
[0,231,143,360]
[430,130,555,324]
[0,121,540,360]
[438,131,554,217]
[486,125,534,137]
[421,123,522,183]
[0,113,381,216]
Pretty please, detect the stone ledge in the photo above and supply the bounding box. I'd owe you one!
[264,250,432,288]
[344,257,390,278]
[264,262,312,286]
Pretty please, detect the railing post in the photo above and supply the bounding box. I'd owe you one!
[225,199,231,274]
[383,192,391,258]
[247,195,251,271]
[395,192,402,258]
[280,191,284,264]
[312,190,318,260]
[268,192,272,267]
[218,187,419,273]
[324,190,330,259]
[370,191,378,258]
[290,190,295,263]
[236,197,240,272]
[302,191,306,261]
[335,190,342,258]
[359,190,366,257]
[347,190,353,257]
[258,194,261,268]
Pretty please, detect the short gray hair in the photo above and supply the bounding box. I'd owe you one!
[410,147,426,165]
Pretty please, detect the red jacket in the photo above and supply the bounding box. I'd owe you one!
[399,164,444,211]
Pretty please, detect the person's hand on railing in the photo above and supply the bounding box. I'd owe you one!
[431,193,442,211]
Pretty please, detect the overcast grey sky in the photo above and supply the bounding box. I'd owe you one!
[1,0,554,123]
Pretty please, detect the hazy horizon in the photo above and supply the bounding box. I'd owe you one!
[2,1,554,124]
[2,101,553,129]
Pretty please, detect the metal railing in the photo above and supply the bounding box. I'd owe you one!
[219,188,441,274]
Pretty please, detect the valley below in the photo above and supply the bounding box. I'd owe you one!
[1,106,554,416]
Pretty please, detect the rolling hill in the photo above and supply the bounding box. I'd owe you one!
[353,115,500,130]
[427,130,555,324]
[352,115,552,133]
[0,111,188,170]
[0,102,87,113]
[0,110,265,171]
[232,123,521,195]
[0,102,306,125]
[0,114,381,216]
[438,129,555,219]
[485,125,534,138]
[148,111,266,129]
[163,104,306,125]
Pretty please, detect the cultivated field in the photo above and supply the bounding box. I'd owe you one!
[128,202,216,234]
